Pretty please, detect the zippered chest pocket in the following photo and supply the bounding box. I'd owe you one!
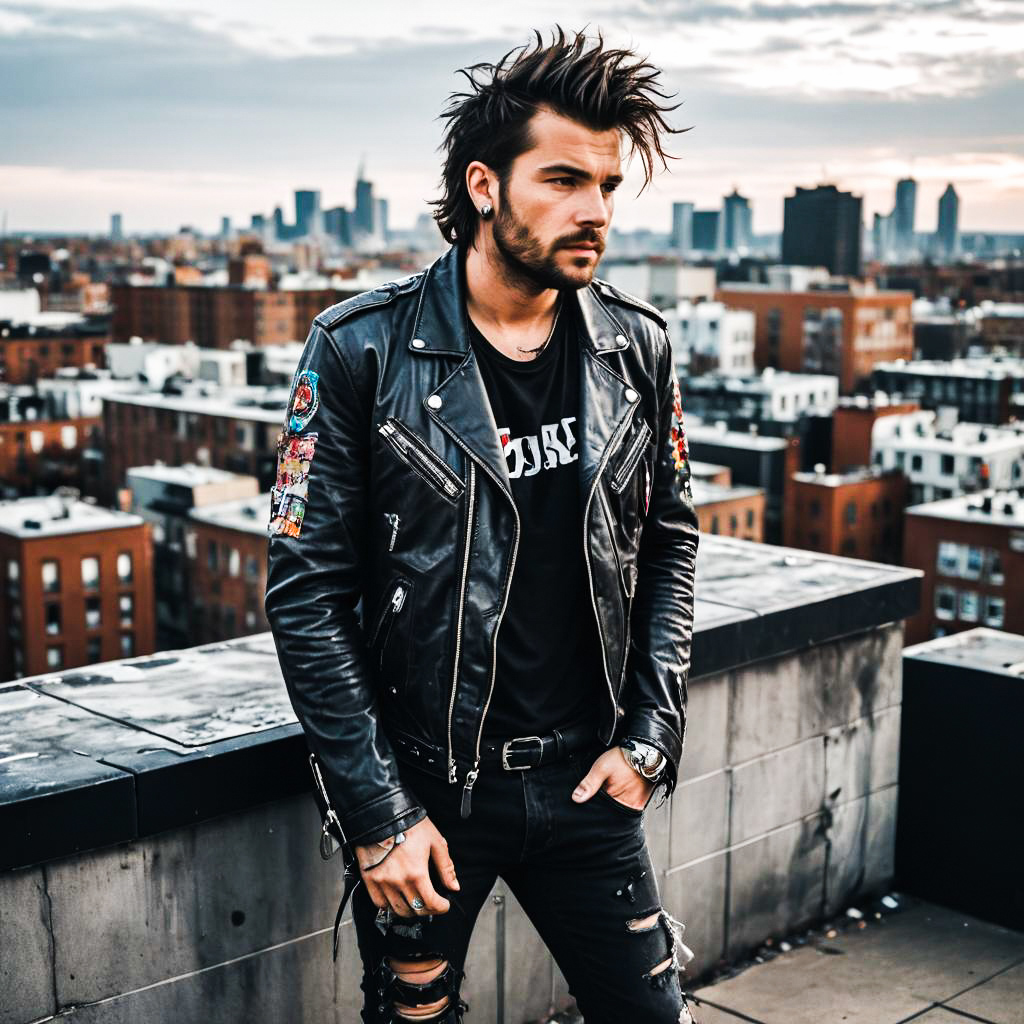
[609,419,653,494]
[378,416,466,504]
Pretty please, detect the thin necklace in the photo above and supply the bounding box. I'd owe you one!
[515,295,561,358]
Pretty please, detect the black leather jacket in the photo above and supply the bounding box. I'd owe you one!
[264,244,699,851]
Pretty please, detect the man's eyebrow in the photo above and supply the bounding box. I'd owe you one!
[537,163,624,184]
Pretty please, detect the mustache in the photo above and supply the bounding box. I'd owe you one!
[558,232,605,251]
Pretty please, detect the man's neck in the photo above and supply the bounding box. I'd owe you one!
[463,239,560,357]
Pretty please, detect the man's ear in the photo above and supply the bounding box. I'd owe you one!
[465,160,496,214]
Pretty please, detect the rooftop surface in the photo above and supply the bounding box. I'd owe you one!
[686,423,791,452]
[874,356,1024,379]
[103,385,288,424]
[792,466,904,487]
[691,480,763,505]
[906,488,1024,525]
[904,626,1024,677]
[686,894,1024,1024]
[0,495,144,539]
[0,534,921,873]
[188,494,269,535]
[126,463,249,487]
[686,370,839,393]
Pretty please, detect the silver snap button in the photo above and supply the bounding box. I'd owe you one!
[426,394,443,410]
[615,333,627,345]
[411,338,426,349]
[625,387,639,403]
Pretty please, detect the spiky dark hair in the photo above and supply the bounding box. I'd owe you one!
[431,25,689,245]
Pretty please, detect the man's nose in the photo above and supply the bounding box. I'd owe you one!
[575,185,609,228]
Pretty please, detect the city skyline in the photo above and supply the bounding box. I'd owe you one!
[2,0,1023,234]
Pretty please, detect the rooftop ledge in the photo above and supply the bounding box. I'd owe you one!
[1,535,920,874]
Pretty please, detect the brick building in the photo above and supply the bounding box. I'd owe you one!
[715,283,914,394]
[785,466,907,563]
[832,396,921,472]
[0,312,109,385]
[0,493,155,680]
[903,489,1023,644]
[101,386,286,503]
[692,480,765,541]
[187,494,270,644]
[109,284,358,348]
[127,466,260,649]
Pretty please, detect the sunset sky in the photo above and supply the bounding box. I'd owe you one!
[2,0,1022,236]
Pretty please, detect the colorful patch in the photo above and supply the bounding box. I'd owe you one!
[269,431,318,538]
[288,370,320,432]
[670,371,693,503]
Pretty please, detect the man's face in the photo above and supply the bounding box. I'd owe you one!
[489,106,622,291]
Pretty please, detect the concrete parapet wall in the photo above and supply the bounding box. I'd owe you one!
[1,621,903,1024]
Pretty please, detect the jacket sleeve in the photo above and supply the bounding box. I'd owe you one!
[264,318,426,849]
[617,330,700,797]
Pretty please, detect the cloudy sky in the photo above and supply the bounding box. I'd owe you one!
[2,0,1022,236]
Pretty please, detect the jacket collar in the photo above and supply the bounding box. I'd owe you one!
[407,244,631,357]
[419,245,638,507]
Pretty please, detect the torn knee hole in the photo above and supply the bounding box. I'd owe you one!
[388,956,447,983]
[627,911,661,932]
[393,995,449,1019]
[377,955,465,1022]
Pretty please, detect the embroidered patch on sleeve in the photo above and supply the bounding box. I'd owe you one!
[670,371,694,502]
[288,370,320,432]
[269,431,318,538]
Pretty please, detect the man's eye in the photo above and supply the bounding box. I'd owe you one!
[602,183,619,194]
[551,177,576,186]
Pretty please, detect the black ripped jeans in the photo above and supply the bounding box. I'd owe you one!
[351,740,694,1023]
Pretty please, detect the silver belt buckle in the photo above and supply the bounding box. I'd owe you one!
[502,735,544,771]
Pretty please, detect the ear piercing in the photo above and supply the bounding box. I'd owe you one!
[479,203,493,219]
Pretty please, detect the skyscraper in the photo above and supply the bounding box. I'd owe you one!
[722,188,753,252]
[220,216,232,240]
[937,183,959,262]
[670,201,694,251]
[781,184,862,276]
[354,162,375,238]
[893,177,917,258]
[376,198,389,243]
[692,210,721,254]
[294,190,322,238]
[110,213,123,241]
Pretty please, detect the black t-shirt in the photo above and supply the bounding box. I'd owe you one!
[466,296,604,740]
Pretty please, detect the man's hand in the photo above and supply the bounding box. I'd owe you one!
[354,816,459,918]
[571,747,655,811]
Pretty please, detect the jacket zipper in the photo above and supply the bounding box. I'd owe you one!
[379,418,464,501]
[609,421,652,494]
[371,581,407,670]
[385,512,400,551]
[428,423,521,818]
[447,462,475,784]
[583,408,636,739]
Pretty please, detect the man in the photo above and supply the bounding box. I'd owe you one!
[265,26,700,1024]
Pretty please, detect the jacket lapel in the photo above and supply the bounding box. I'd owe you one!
[414,245,637,502]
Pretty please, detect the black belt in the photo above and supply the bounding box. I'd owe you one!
[478,718,600,771]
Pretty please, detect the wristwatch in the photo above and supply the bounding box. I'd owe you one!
[619,738,666,781]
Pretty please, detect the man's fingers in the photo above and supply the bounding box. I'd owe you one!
[404,876,450,916]
[430,837,460,891]
[363,875,387,912]
[572,765,607,802]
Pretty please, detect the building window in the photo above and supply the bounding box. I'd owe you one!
[958,590,979,622]
[81,556,100,590]
[710,515,719,534]
[46,646,63,669]
[245,609,256,629]
[841,537,857,556]
[119,594,134,627]
[229,548,240,577]
[845,501,857,525]
[7,559,20,596]
[746,508,754,529]
[208,540,218,571]
[910,454,923,472]
[809,499,821,519]
[963,546,983,580]
[86,637,102,663]
[120,633,135,658]
[934,585,957,620]
[940,453,955,475]
[45,602,61,636]
[117,552,133,584]
[984,595,1005,628]
[986,549,1004,585]
[85,596,101,629]
[245,554,260,580]
[937,541,960,576]
[42,560,60,594]
[729,514,738,533]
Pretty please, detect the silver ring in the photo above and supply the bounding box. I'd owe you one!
[410,897,425,911]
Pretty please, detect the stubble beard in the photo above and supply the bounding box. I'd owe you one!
[490,188,601,294]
